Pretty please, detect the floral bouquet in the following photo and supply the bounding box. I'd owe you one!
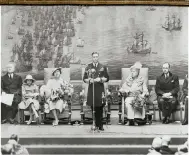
[60,81,74,96]
[130,92,145,113]
[50,89,61,102]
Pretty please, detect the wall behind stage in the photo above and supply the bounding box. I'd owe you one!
[1,6,188,82]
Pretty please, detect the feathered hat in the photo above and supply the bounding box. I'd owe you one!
[130,61,142,71]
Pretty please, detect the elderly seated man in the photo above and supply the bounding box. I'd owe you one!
[119,62,149,126]
[1,63,22,124]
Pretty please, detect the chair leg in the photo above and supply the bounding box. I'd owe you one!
[153,104,156,121]
[180,107,183,122]
[19,109,25,124]
[121,97,125,125]
[107,113,111,125]
[68,113,71,125]
[80,113,84,125]
[172,111,175,122]
[118,96,122,125]
[17,107,20,124]
[159,110,162,121]
[38,111,42,125]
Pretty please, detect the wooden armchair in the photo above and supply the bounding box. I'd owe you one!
[79,68,112,125]
[118,68,150,125]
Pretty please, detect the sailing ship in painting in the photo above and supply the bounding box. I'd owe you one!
[162,14,182,31]
[146,6,156,11]
[69,52,81,64]
[77,38,84,47]
[127,32,151,54]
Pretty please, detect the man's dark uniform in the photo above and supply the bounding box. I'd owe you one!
[155,72,179,121]
[1,73,22,123]
[83,63,109,129]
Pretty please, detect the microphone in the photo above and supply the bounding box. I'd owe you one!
[91,68,96,74]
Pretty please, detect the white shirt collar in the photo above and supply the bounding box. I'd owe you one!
[93,63,98,67]
[165,72,169,78]
[8,73,13,78]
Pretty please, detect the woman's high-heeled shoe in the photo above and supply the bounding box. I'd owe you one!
[27,119,32,125]
[53,120,59,126]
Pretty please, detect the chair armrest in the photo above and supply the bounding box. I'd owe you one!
[179,101,185,109]
[118,91,127,97]
[79,89,85,97]
[106,88,111,96]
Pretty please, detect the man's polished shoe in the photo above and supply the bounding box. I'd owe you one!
[129,120,135,126]
[8,119,18,124]
[99,126,104,131]
[182,120,188,125]
[165,118,170,124]
[1,119,7,124]
[162,117,167,124]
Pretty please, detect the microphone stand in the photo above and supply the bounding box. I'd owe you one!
[91,73,96,132]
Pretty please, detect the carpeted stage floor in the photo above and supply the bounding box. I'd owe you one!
[1,123,188,137]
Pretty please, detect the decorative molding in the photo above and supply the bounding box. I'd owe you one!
[1,0,189,5]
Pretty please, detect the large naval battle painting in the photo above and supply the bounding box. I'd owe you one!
[1,6,188,104]
[1,6,188,80]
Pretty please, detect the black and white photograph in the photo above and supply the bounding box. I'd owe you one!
[1,5,188,154]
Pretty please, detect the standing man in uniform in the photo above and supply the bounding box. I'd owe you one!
[83,52,109,131]
[1,63,22,124]
[155,62,179,124]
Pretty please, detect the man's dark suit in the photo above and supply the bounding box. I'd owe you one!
[155,72,179,119]
[1,73,22,121]
[182,75,188,124]
[83,63,109,129]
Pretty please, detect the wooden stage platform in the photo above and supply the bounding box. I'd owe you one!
[1,123,188,137]
[1,123,188,154]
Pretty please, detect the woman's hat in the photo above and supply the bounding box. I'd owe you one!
[24,75,35,83]
[130,61,142,70]
[52,67,62,76]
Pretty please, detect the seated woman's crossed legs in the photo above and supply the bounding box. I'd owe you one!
[49,99,66,126]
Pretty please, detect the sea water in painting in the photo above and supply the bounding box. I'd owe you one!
[1,6,188,81]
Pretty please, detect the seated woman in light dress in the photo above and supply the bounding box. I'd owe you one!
[119,62,148,126]
[19,75,40,125]
[41,68,73,126]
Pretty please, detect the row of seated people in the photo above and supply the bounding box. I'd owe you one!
[1,62,188,126]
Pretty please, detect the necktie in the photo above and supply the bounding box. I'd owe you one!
[165,74,168,79]
[9,74,12,79]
